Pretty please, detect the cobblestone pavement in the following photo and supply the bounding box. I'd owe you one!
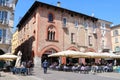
[0,67,120,80]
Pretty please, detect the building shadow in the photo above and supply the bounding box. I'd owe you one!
[14,36,35,62]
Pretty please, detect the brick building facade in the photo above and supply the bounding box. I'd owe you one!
[15,1,112,66]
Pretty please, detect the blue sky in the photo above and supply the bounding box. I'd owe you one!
[14,0,120,30]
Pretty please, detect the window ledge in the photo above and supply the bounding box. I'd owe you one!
[89,44,92,46]
[71,42,76,44]
[46,39,58,42]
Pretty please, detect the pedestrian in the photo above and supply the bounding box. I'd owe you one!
[42,60,48,74]
[27,60,34,75]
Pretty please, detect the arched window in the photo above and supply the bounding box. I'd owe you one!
[48,13,53,22]
[47,26,56,41]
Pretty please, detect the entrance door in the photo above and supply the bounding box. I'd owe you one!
[41,48,59,66]
[41,54,59,66]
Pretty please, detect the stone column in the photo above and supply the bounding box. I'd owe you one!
[34,56,42,68]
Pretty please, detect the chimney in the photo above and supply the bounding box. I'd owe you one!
[57,1,61,7]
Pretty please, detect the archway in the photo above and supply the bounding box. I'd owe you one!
[41,48,59,66]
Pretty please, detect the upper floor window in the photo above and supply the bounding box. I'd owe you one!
[113,30,119,36]
[101,23,106,29]
[47,25,56,41]
[84,22,88,29]
[63,18,67,26]
[48,13,53,22]
[0,11,8,23]
[115,37,119,43]
[102,30,106,37]
[0,0,9,6]
[71,33,75,43]
[88,36,92,46]
[74,20,78,28]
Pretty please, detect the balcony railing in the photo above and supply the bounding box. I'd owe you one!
[0,19,9,25]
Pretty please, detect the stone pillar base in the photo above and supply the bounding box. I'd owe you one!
[34,56,42,68]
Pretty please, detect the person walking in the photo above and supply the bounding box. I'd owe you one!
[42,60,48,74]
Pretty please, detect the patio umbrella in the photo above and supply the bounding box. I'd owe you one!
[15,51,22,68]
[99,52,118,58]
[72,52,112,58]
[48,50,86,57]
[71,52,98,58]
[89,52,111,58]
[0,53,17,60]
[109,54,120,59]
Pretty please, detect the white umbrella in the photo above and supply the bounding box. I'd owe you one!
[81,52,114,58]
[48,50,86,57]
[110,54,120,59]
[90,52,111,58]
[72,52,112,58]
[72,52,99,58]
[0,53,17,60]
[15,51,22,68]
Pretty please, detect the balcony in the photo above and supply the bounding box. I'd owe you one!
[0,20,9,27]
[0,3,13,11]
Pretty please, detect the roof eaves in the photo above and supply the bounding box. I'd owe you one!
[16,1,98,28]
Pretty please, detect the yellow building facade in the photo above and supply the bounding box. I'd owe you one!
[111,24,120,54]
[11,30,18,54]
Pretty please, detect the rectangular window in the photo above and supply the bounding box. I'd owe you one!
[113,30,119,36]
[63,18,67,27]
[0,11,8,23]
[84,22,88,29]
[74,20,78,28]
[71,33,75,43]
[101,23,105,29]
[88,36,92,46]
[0,0,8,6]
[115,38,119,43]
